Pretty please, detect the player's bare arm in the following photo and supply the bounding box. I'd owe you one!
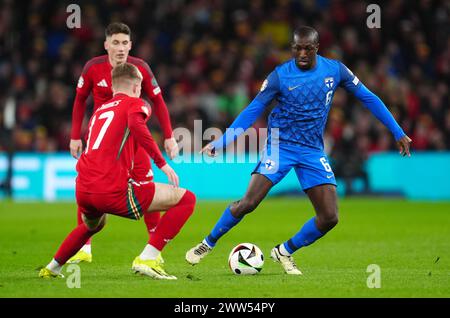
[164,137,179,160]
[160,164,179,188]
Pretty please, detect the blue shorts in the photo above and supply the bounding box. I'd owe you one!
[252,142,337,191]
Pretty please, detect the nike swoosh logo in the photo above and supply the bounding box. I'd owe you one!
[288,84,302,91]
[326,174,334,179]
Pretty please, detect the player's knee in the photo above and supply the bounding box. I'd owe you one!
[236,197,259,216]
[84,215,106,233]
[320,212,338,231]
[96,216,107,232]
[328,213,339,228]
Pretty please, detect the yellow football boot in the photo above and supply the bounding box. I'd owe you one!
[67,250,92,264]
[131,256,176,280]
[156,253,165,264]
[39,267,64,278]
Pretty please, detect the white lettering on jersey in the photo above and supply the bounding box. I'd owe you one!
[98,100,121,111]
[325,91,333,105]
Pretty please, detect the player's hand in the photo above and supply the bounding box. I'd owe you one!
[200,143,216,157]
[161,164,179,188]
[70,139,83,159]
[164,137,179,160]
[396,135,412,157]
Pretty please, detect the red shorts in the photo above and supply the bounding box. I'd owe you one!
[76,181,155,220]
[130,146,154,182]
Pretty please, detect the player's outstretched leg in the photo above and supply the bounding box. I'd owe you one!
[132,184,196,280]
[186,174,272,265]
[67,206,93,264]
[271,184,338,275]
[39,214,106,278]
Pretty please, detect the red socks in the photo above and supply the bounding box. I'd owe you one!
[77,206,92,245]
[144,211,161,235]
[149,190,196,251]
[78,208,161,245]
[54,222,104,265]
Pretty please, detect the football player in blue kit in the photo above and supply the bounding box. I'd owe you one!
[186,26,412,274]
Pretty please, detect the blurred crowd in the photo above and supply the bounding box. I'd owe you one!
[0,0,448,167]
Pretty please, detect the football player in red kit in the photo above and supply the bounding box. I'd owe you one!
[40,63,195,280]
[69,22,178,264]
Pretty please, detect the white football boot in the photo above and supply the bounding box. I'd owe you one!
[270,245,303,275]
[185,242,212,265]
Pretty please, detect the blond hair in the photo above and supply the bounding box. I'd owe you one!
[111,63,142,89]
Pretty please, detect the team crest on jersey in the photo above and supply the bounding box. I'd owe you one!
[77,76,84,88]
[324,77,334,89]
[264,159,276,170]
[260,79,268,92]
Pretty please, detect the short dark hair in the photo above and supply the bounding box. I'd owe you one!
[293,26,319,44]
[112,63,142,87]
[105,22,131,38]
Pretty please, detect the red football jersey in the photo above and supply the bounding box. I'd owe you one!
[71,55,173,140]
[76,93,165,194]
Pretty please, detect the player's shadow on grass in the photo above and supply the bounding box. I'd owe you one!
[185,272,286,279]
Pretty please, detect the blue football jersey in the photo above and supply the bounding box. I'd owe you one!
[255,55,362,150]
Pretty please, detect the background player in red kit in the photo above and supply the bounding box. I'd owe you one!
[69,22,178,263]
[40,63,195,280]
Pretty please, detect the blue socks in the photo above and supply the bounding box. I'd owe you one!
[282,217,324,254]
[204,209,324,254]
[205,207,243,247]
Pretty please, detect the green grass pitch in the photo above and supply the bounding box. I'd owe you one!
[0,198,449,298]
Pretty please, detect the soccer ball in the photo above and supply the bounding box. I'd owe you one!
[228,243,264,275]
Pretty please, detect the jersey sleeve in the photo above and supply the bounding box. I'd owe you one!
[140,62,173,139]
[128,98,152,122]
[70,94,88,139]
[76,63,94,97]
[338,62,362,94]
[254,70,281,105]
[71,63,94,139]
[128,99,166,168]
[140,62,162,99]
[353,84,405,141]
